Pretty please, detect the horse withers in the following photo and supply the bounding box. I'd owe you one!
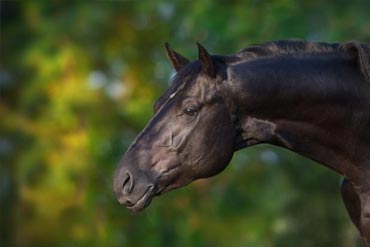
[113,40,370,245]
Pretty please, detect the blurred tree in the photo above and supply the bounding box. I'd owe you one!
[1,0,369,246]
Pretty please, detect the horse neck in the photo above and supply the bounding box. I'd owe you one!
[225,54,370,180]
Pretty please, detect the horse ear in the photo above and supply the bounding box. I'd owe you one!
[165,43,190,72]
[197,42,216,77]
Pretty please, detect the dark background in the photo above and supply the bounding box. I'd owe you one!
[1,1,370,246]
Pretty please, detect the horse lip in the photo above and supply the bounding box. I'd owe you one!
[124,185,155,212]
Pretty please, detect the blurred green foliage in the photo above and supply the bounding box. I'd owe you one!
[1,1,370,246]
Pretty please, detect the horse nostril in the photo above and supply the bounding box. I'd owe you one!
[122,172,134,194]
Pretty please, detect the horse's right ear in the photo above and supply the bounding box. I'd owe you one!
[165,43,190,72]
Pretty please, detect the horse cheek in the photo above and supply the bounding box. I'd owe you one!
[197,110,235,178]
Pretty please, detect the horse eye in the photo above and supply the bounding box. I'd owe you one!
[183,107,197,116]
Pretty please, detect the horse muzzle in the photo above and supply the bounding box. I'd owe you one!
[113,166,156,212]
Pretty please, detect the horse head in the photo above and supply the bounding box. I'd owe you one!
[113,44,236,211]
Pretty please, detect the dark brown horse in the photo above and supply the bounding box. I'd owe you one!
[113,40,370,245]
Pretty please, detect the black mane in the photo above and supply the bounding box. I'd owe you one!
[229,39,370,82]
[235,40,339,59]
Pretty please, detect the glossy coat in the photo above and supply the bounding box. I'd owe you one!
[113,40,370,245]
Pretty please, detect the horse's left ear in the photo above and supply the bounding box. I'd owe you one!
[165,43,190,72]
[197,42,216,77]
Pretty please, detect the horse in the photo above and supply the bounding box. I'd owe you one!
[113,40,370,245]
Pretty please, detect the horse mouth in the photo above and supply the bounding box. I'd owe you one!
[119,186,155,212]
